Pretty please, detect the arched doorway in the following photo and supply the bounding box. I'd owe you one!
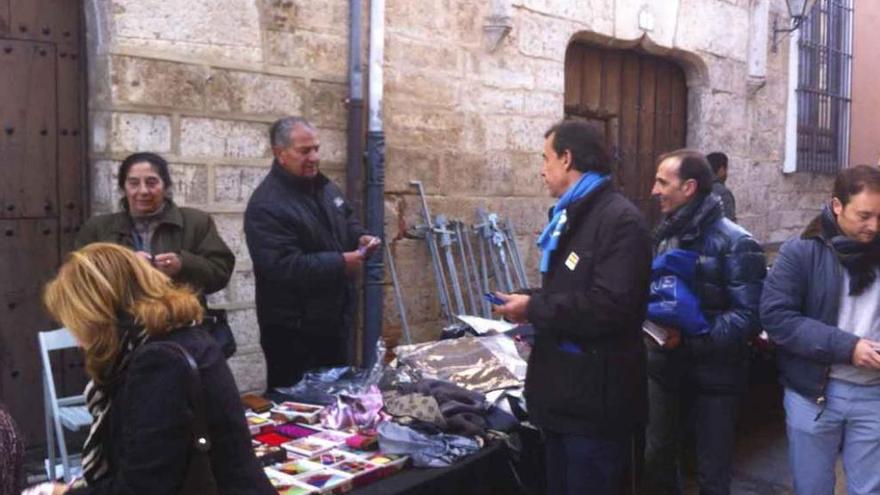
[564,42,688,226]
[0,0,88,452]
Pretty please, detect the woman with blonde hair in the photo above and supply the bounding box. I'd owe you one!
[37,243,273,495]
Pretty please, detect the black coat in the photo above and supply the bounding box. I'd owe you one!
[244,163,367,336]
[69,325,274,495]
[524,183,652,437]
[649,194,766,393]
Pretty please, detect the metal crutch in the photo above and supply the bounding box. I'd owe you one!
[435,214,466,316]
[454,220,480,315]
[384,241,413,345]
[410,180,454,324]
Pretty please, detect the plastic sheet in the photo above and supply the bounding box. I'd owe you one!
[273,341,387,405]
[393,335,526,393]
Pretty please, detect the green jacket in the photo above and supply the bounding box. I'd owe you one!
[75,200,235,295]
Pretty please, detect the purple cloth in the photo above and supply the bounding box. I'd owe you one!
[320,385,387,430]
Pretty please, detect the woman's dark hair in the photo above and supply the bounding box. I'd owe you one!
[706,152,728,174]
[117,152,172,190]
[833,165,880,206]
[656,149,714,195]
[544,120,611,174]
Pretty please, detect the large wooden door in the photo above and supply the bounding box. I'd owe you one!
[565,44,687,226]
[0,0,88,450]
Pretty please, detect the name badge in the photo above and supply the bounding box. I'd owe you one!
[565,252,579,271]
[333,197,345,209]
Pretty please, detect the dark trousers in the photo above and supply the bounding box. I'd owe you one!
[260,326,350,391]
[644,376,739,495]
[543,430,628,495]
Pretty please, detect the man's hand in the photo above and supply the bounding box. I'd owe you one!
[358,235,381,257]
[343,250,365,277]
[662,326,681,350]
[492,292,530,324]
[852,339,880,369]
[153,252,182,277]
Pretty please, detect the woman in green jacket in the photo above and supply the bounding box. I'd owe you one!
[76,152,235,296]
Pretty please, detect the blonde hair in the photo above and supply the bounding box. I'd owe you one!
[44,243,203,383]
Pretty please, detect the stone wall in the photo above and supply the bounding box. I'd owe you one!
[83,0,833,393]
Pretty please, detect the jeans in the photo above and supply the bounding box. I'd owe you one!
[543,430,628,495]
[784,380,880,495]
[644,377,738,495]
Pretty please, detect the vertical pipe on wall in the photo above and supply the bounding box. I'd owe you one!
[346,0,364,215]
[362,0,385,367]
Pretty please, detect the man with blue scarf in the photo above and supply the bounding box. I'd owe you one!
[494,120,652,495]
[645,150,765,495]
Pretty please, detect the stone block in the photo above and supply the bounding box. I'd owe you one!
[528,58,565,93]
[168,162,209,206]
[180,118,270,159]
[227,350,267,393]
[228,307,260,350]
[215,165,268,204]
[516,13,574,61]
[386,68,460,110]
[111,0,263,64]
[265,30,347,76]
[523,91,563,117]
[438,152,515,197]
[317,128,347,166]
[110,56,207,110]
[90,160,122,212]
[206,288,231,306]
[258,0,349,35]
[385,147,442,193]
[386,37,462,75]
[229,269,256,304]
[304,81,348,129]
[484,115,556,152]
[508,152,545,197]
[213,213,250,265]
[459,86,524,115]
[108,112,172,153]
[206,69,305,116]
[386,0,483,46]
[676,0,749,61]
[385,106,464,151]
[466,53,534,91]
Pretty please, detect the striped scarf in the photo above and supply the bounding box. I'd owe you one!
[81,321,149,484]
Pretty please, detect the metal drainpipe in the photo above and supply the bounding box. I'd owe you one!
[345,0,364,216]
[362,0,385,367]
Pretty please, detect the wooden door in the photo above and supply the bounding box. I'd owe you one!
[0,0,88,450]
[565,44,687,226]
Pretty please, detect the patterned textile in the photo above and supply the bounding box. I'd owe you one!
[0,402,23,495]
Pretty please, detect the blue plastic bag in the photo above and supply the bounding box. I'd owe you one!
[647,249,710,337]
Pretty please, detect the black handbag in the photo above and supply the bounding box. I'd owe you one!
[203,308,237,358]
[163,341,221,495]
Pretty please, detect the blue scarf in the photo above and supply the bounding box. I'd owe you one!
[537,172,610,272]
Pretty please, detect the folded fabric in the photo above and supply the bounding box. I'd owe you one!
[377,421,481,468]
[397,379,490,436]
[320,385,387,430]
[648,248,710,336]
[383,391,447,428]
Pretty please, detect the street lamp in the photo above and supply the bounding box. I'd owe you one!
[773,0,819,49]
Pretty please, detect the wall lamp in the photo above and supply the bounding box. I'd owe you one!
[773,0,819,51]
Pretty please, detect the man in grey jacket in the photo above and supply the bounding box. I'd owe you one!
[761,165,880,495]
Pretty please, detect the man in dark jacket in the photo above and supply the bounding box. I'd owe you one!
[494,120,652,495]
[645,149,766,495]
[244,117,379,391]
[761,165,880,495]
[706,152,736,222]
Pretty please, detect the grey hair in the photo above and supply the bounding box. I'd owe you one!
[269,117,315,149]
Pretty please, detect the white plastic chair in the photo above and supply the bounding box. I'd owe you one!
[38,328,90,482]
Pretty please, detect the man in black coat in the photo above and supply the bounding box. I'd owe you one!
[244,117,380,391]
[645,149,766,495]
[495,120,652,495]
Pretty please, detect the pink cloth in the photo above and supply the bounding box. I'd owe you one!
[320,385,388,430]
